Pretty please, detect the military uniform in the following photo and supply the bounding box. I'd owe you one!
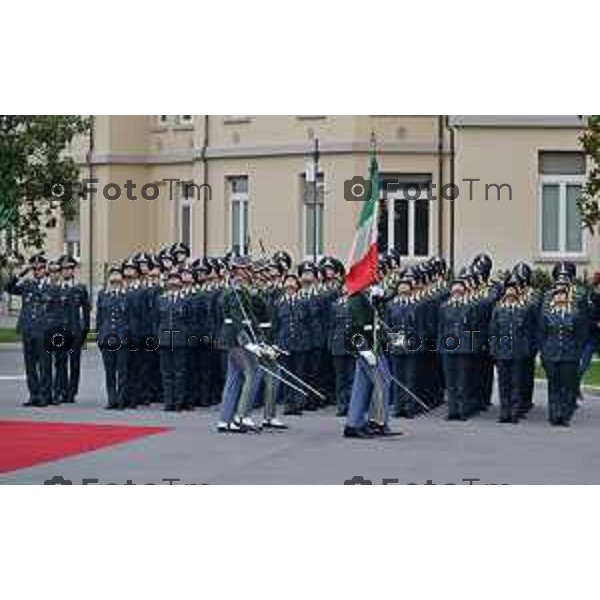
[273,287,310,414]
[385,287,426,418]
[328,292,355,416]
[539,293,586,426]
[438,284,478,420]
[5,266,51,406]
[96,285,129,409]
[156,284,190,411]
[489,285,536,423]
[61,275,91,403]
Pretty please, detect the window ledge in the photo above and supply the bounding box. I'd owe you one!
[173,124,195,131]
[150,126,168,133]
[297,115,327,121]
[224,117,253,124]
[533,255,589,264]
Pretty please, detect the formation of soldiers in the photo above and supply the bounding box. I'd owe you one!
[4,242,596,435]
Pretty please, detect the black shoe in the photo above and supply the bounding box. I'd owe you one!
[368,422,403,437]
[303,401,318,411]
[163,405,176,412]
[343,426,374,439]
[284,406,303,416]
[23,400,38,407]
[105,404,118,410]
[336,407,348,417]
[446,414,460,421]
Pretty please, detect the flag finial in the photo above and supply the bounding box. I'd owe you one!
[370,131,377,153]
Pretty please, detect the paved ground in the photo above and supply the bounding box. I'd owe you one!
[1,346,600,484]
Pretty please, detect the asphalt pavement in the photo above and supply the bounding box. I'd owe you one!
[1,346,599,484]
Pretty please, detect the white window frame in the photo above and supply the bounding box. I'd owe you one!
[303,202,324,261]
[179,115,193,124]
[63,241,81,260]
[230,178,249,256]
[538,174,586,259]
[385,188,432,258]
[179,195,194,254]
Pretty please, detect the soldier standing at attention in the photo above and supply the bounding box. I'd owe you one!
[489,274,535,423]
[4,254,50,406]
[539,285,586,426]
[298,260,324,410]
[59,255,90,403]
[122,257,145,409]
[329,284,355,417]
[385,270,425,419]
[438,277,477,421]
[43,259,68,405]
[97,265,129,410]
[156,268,190,412]
[273,273,309,415]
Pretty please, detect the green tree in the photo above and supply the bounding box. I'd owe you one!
[0,115,90,267]
[578,115,600,231]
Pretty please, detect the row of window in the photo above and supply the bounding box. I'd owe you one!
[59,151,587,262]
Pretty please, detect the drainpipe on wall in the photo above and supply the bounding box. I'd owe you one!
[437,115,445,257]
[201,115,209,257]
[446,116,456,273]
[87,116,95,292]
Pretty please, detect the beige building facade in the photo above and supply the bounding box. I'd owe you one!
[42,115,589,290]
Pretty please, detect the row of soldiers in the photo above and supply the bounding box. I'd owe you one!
[4,243,595,432]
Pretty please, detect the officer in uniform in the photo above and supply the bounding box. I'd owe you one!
[438,277,477,420]
[512,262,540,415]
[59,255,90,403]
[329,285,355,417]
[539,285,586,426]
[343,282,401,439]
[96,265,129,409]
[43,259,69,405]
[122,257,145,408]
[156,268,190,411]
[489,273,535,423]
[385,269,426,418]
[217,255,262,432]
[144,254,163,404]
[298,260,325,409]
[4,254,50,406]
[273,273,309,415]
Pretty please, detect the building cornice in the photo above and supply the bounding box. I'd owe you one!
[449,115,585,128]
[83,140,450,166]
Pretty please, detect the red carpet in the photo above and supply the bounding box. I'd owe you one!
[0,420,170,474]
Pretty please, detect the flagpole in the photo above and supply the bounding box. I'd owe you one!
[370,131,380,358]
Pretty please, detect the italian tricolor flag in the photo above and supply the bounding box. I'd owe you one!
[345,155,379,295]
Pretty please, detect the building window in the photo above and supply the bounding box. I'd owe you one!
[539,152,585,256]
[179,183,194,250]
[302,171,324,259]
[180,115,193,123]
[229,176,249,256]
[63,209,81,259]
[378,175,431,258]
[159,115,168,124]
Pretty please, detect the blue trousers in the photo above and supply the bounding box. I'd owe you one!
[219,347,257,422]
[346,355,391,429]
[578,339,596,380]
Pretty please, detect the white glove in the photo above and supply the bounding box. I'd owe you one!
[370,285,385,300]
[244,343,263,357]
[260,344,278,361]
[359,350,377,367]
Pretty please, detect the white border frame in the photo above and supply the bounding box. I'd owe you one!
[538,174,587,259]
[385,187,432,259]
